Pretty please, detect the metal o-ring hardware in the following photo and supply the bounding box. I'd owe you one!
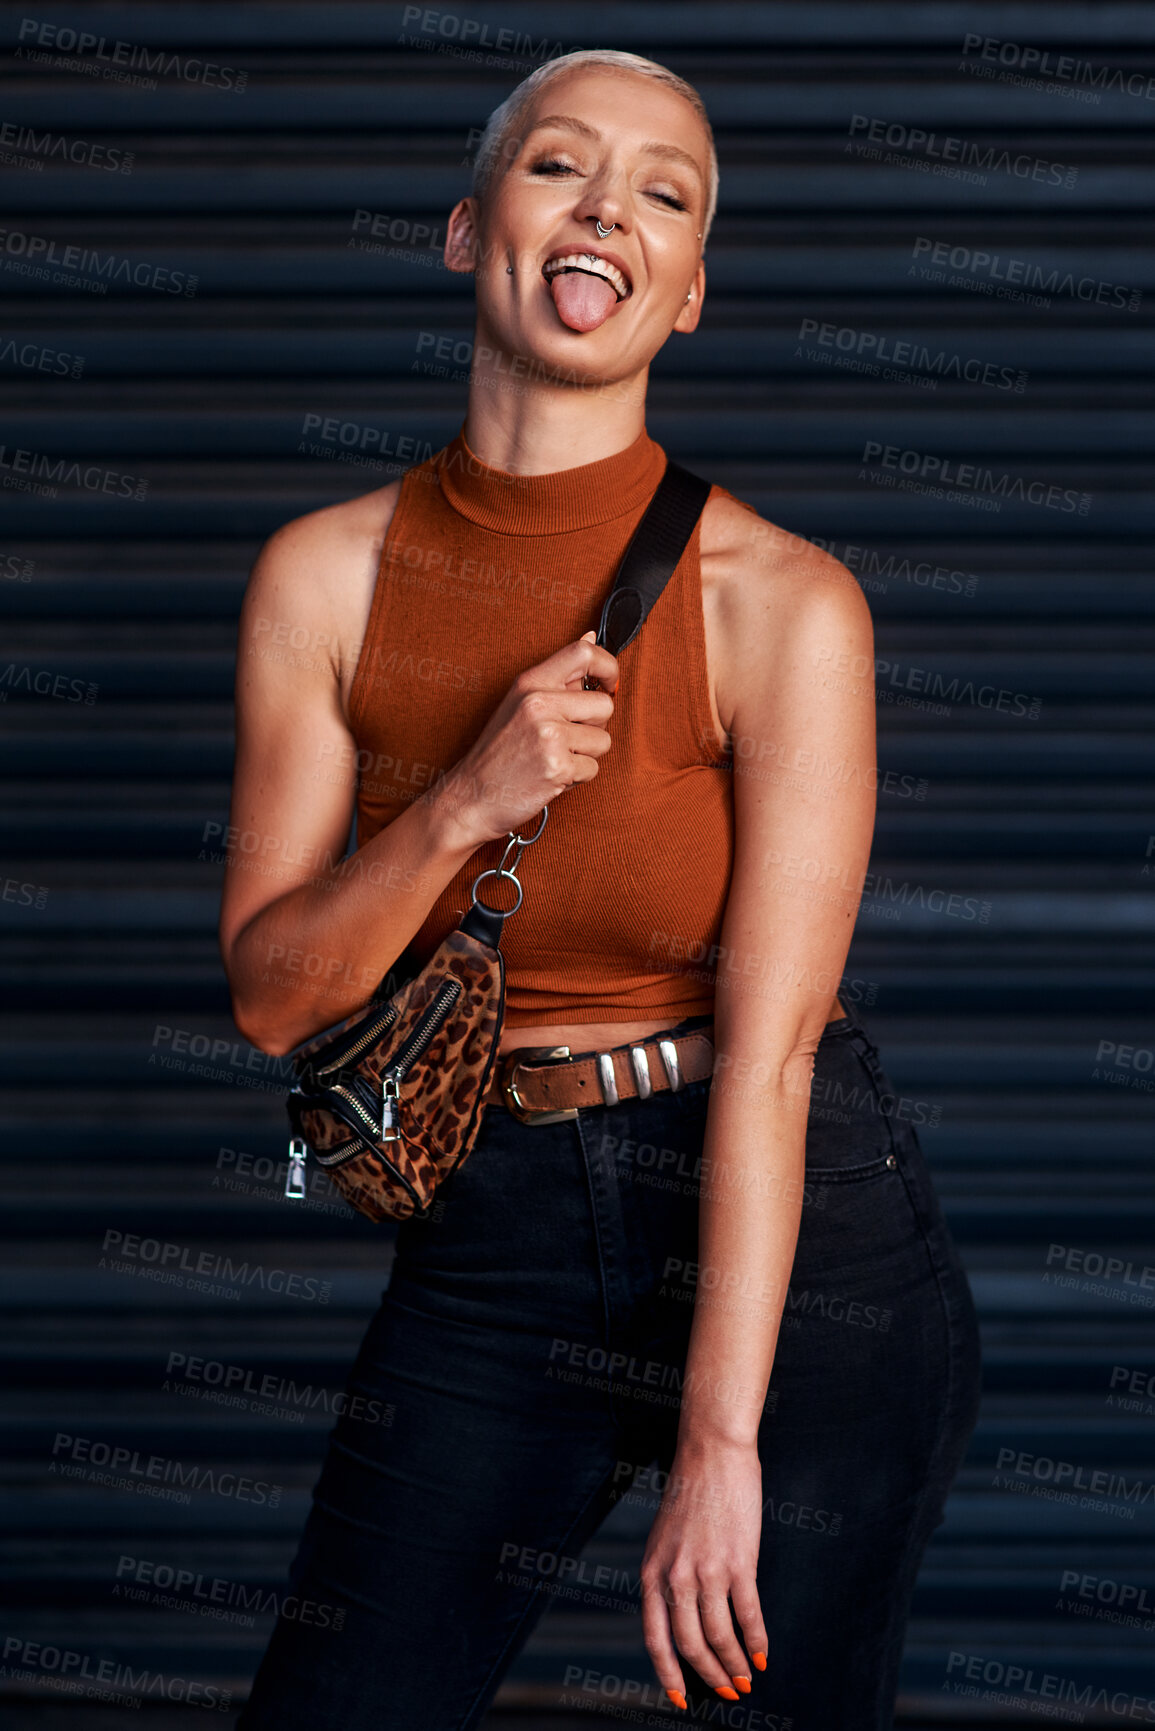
[469,865,524,915]
[469,806,550,918]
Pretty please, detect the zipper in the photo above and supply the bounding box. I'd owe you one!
[312,998,400,1079]
[291,976,463,1194]
[388,977,461,1076]
[378,976,461,1140]
[327,1081,384,1139]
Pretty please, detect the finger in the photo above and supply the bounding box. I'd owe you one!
[641,1577,688,1711]
[669,1590,738,1697]
[698,1587,753,1694]
[730,1576,769,1677]
[537,631,620,693]
[552,688,615,727]
[555,718,613,760]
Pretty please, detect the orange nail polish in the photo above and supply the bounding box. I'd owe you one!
[715,1685,740,1701]
[732,1674,752,1693]
[751,1650,767,1671]
[666,1689,687,1710]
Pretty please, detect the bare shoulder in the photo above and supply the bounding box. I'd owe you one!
[698,487,873,734]
[241,478,404,714]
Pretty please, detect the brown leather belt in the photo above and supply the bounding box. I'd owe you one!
[486,998,848,1124]
[486,1025,716,1123]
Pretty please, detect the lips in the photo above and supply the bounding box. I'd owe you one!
[541,248,632,300]
[541,246,633,333]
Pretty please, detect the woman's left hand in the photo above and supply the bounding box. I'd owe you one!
[640,1436,768,1707]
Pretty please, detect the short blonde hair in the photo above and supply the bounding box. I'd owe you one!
[471,49,718,246]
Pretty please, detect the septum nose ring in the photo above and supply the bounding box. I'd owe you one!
[595,219,616,238]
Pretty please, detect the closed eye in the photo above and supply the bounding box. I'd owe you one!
[530,157,688,210]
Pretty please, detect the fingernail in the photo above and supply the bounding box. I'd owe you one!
[732,1675,752,1693]
[751,1651,767,1672]
[666,1689,687,1710]
[715,1686,739,1701]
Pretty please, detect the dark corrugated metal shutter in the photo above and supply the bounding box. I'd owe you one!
[3,5,1153,1724]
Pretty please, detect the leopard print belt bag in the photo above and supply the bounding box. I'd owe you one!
[285,895,511,1223]
[283,456,713,1224]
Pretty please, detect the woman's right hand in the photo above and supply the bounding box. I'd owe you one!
[431,630,620,847]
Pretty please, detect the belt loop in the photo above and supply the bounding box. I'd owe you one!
[657,1038,684,1092]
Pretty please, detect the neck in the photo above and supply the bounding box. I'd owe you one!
[461,315,650,476]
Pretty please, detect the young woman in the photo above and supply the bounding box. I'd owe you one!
[224,49,982,1730]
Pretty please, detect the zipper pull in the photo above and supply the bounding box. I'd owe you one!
[285,1138,307,1201]
[381,1073,401,1143]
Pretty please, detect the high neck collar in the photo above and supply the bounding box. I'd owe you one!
[434,421,666,536]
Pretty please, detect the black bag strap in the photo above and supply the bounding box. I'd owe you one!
[592,458,714,664]
[461,457,712,950]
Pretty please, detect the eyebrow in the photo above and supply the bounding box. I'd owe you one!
[524,114,704,185]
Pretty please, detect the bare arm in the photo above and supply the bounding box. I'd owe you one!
[641,531,877,1702]
[218,492,620,1055]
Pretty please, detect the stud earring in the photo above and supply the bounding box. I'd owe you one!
[506,265,513,273]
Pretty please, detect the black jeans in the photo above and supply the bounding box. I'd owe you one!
[238,1004,982,1729]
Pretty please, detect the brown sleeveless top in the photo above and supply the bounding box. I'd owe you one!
[348,423,738,1029]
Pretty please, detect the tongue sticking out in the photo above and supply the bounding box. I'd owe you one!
[549,268,620,332]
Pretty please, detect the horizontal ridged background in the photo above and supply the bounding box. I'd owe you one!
[1,3,1153,1726]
